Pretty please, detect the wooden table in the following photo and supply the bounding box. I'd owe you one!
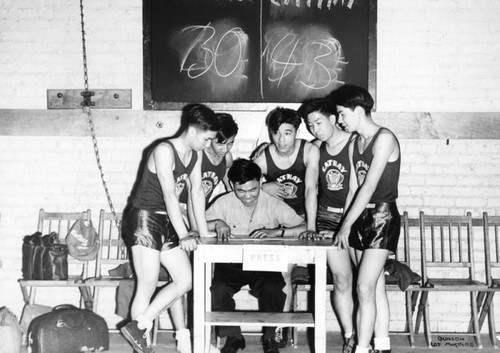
[193,237,331,353]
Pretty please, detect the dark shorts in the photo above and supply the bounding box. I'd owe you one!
[316,204,343,233]
[122,207,179,251]
[349,202,400,254]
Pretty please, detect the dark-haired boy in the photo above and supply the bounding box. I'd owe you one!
[121,103,220,353]
[297,97,356,353]
[331,84,401,353]
[252,107,319,346]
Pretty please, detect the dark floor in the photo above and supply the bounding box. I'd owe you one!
[24,331,495,353]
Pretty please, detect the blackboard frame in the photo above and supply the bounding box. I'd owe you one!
[143,0,377,111]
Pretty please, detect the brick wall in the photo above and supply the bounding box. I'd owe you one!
[0,0,499,334]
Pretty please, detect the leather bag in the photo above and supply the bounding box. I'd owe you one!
[22,232,68,280]
[27,305,109,353]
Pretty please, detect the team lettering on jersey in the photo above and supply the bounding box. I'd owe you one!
[174,174,188,199]
[355,160,369,186]
[202,171,220,197]
[276,174,302,199]
[322,159,347,191]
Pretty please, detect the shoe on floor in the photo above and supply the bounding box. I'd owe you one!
[221,335,246,353]
[342,333,356,353]
[120,320,154,353]
[262,338,280,353]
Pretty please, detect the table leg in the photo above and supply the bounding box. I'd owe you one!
[193,249,205,353]
[314,249,327,353]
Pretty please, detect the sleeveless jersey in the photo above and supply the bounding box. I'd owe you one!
[264,139,306,215]
[318,140,351,208]
[353,128,400,203]
[133,140,197,212]
[201,150,227,206]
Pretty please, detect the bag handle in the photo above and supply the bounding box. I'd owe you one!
[53,304,78,312]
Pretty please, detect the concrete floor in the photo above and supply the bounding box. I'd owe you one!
[90,331,498,353]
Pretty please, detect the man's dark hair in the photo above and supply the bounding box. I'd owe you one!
[265,107,301,134]
[215,113,239,143]
[179,103,220,133]
[328,84,374,115]
[228,158,262,184]
[297,98,336,123]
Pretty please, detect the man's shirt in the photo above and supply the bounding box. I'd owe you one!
[206,191,304,236]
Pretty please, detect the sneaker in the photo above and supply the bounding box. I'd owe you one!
[275,327,288,348]
[121,320,155,353]
[262,338,280,353]
[342,333,356,353]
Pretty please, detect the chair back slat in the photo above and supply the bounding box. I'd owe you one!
[483,213,500,287]
[95,209,126,279]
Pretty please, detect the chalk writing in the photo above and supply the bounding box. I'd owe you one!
[169,19,250,100]
[263,24,347,99]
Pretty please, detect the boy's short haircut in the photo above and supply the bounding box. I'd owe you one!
[179,103,220,132]
[228,158,262,184]
[215,113,239,143]
[328,84,374,115]
[265,107,302,134]
[297,98,336,123]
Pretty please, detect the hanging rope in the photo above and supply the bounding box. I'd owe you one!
[80,0,121,231]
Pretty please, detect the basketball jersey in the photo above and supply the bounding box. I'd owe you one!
[318,140,351,208]
[201,150,227,206]
[353,128,400,203]
[264,139,306,215]
[133,140,197,211]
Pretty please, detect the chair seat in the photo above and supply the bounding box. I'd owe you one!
[294,283,334,292]
[424,278,488,290]
[19,275,86,286]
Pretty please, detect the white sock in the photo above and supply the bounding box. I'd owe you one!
[176,328,191,353]
[344,331,354,339]
[355,346,370,353]
[374,337,391,351]
[135,315,153,332]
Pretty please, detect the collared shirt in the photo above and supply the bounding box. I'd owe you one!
[206,190,303,236]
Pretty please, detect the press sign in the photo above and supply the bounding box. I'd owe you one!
[242,245,288,272]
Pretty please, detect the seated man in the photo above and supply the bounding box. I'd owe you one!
[206,158,306,353]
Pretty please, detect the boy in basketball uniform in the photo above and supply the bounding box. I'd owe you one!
[121,104,220,353]
[331,85,401,353]
[253,107,319,347]
[298,98,356,353]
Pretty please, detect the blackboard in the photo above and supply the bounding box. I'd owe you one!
[143,0,377,109]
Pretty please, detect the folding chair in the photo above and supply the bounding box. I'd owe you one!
[384,211,422,348]
[18,208,94,309]
[416,212,488,348]
[472,212,500,348]
[85,209,178,345]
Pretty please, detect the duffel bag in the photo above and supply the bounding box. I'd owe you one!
[27,305,108,353]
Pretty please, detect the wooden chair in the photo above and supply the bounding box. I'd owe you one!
[18,208,94,309]
[384,211,422,348]
[85,209,177,345]
[291,212,421,348]
[472,212,500,348]
[85,209,127,315]
[416,212,488,348]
